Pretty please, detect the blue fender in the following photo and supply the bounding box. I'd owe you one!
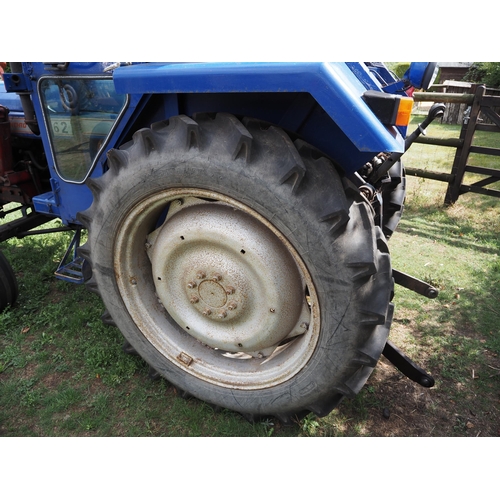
[113,62,405,156]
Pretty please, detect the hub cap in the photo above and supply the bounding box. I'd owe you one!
[114,189,320,389]
[147,202,304,354]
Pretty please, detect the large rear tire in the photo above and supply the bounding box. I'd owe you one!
[78,113,393,421]
[379,161,406,239]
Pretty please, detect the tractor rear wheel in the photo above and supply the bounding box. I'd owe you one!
[78,113,393,421]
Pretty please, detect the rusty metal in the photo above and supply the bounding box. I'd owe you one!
[147,200,306,354]
[113,188,320,390]
[177,352,193,366]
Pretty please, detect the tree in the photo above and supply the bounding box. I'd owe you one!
[385,62,410,79]
[465,62,500,88]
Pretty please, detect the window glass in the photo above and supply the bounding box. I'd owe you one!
[41,78,127,182]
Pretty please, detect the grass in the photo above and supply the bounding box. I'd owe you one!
[1,117,499,437]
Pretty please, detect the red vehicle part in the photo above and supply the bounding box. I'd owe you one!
[0,105,13,176]
[0,105,39,205]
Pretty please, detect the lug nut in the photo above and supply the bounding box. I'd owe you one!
[196,271,206,280]
[202,308,212,316]
[190,296,199,304]
[187,281,197,289]
[227,301,237,311]
[217,310,227,319]
[225,286,235,295]
[212,273,222,282]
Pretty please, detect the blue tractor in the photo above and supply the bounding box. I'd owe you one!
[0,62,442,422]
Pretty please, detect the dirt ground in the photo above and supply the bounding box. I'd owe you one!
[347,358,500,437]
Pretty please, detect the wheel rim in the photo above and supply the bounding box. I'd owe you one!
[114,188,320,390]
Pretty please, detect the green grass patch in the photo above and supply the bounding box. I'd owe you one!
[1,117,499,436]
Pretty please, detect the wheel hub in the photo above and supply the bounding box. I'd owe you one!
[189,274,239,318]
[114,189,320,389]
[198,279,227,309]
[146,199,305,354]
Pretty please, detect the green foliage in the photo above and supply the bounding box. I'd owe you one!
[464,62,500,88]
[386,62,410,79]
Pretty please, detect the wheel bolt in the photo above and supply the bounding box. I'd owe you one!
[225,286,235,295]
[227,301,237,311]
[187,281,197,289]
[217,310,227,319]
[196,271,206,279]
[202,308,212,316]
[212,273,222,282]
[190,296,199,304]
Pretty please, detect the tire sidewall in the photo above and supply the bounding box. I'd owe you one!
[90,150,374,415]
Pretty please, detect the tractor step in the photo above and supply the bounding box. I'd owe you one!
[54,229,85,284]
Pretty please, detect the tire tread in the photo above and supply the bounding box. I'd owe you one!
[81,112,394,423]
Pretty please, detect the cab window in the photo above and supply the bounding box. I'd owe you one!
[40,78,127,182]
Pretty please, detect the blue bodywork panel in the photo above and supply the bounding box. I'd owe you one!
[114,62,405,155]
[1,62,409,226]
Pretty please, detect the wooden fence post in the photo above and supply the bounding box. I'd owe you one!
[444,85,486,205]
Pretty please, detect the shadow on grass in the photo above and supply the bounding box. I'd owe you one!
[398,200,500,257]
[387,197,500,436]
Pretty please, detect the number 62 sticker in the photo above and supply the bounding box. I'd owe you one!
[51,120,73,136]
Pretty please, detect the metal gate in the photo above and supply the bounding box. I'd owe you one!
[409,85,500,205]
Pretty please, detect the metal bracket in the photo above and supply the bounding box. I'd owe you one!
[383,340,435,388]
[2,73,32,92]
[393,269,439,299]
